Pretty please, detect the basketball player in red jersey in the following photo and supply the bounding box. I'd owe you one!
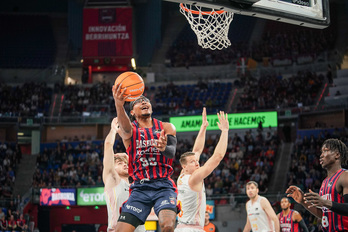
[277,197,308,232]
[286,138,348,232]
[112,83,178,232]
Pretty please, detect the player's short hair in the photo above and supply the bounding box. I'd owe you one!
[246,181,258,188]
[322,138,348,166]
[281,197,290,203]
[179,152,195,165]
[114,153,128,165]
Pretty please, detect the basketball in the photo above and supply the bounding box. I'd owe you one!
[114,71,145,102]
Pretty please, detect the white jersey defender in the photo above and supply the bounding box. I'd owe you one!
[246,196,275,232]
[104,179,145,232]
[176,173,206,232]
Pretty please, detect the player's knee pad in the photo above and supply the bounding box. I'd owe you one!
[118,212,143,228]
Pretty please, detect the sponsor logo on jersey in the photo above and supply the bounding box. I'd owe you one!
[136,139,157,149]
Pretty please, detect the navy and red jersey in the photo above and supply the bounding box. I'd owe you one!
[279,210,299,232]
[319,169,348,232]
[126,118,174,182]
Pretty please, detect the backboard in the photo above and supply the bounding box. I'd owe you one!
[164,0,330,29]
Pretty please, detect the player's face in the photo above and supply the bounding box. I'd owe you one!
[115,160,128,177]
[184,155,200,174]
[320,145,338,169]
[246,184,259,199]
[205,212,210,222]
[132,98,152,117]
[280,198,290,210]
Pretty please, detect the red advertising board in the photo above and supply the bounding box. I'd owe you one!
[82,7,133,59]
[40,188,76,206]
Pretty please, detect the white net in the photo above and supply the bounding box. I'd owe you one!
[179,3,234,50]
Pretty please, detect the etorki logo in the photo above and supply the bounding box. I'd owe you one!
[125,204,143,213]
[80,190,105,202]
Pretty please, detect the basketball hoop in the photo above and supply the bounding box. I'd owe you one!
[179,3,234,50]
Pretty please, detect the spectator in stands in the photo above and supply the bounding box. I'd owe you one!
[95,176,103,186]
[0,214,8,231]
[7,215,17,231]
[295,135,303,147]
[8,201,17,214]
[17,213,27,232]
[206,184,213,197]
[0,208,4,221]
[2,183,12,198]
[258,180,268,194]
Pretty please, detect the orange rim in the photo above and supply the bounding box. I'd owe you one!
[180,3,226,15]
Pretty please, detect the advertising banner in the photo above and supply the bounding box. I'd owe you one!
[40,188,76,206]
[77,187,106,206]
[170,111,278,132]
[206,200,215,219]
[82,7,133,58]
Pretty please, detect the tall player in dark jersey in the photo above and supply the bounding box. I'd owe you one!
[277,197,308,232]
[286,138,348,232]
[112,83,178,232]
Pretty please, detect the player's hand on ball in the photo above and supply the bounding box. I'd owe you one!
[112,83,131,106]
[155,130,167,152]
[286,185,304,204]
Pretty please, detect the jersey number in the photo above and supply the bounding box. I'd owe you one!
[322,216,329,228]
[139,157,157,167]
[177,200,183,218]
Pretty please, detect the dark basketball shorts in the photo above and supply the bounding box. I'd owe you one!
[119,178,178,224]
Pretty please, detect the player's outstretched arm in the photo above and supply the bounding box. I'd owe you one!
[189,111,229,192]
[103,118,120,189]
[112,83,133,140]
[192,107,209,160]
[286,186,322,219]
[261,197,280,232]
[304,171,348,216]
[293,211,309,232]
